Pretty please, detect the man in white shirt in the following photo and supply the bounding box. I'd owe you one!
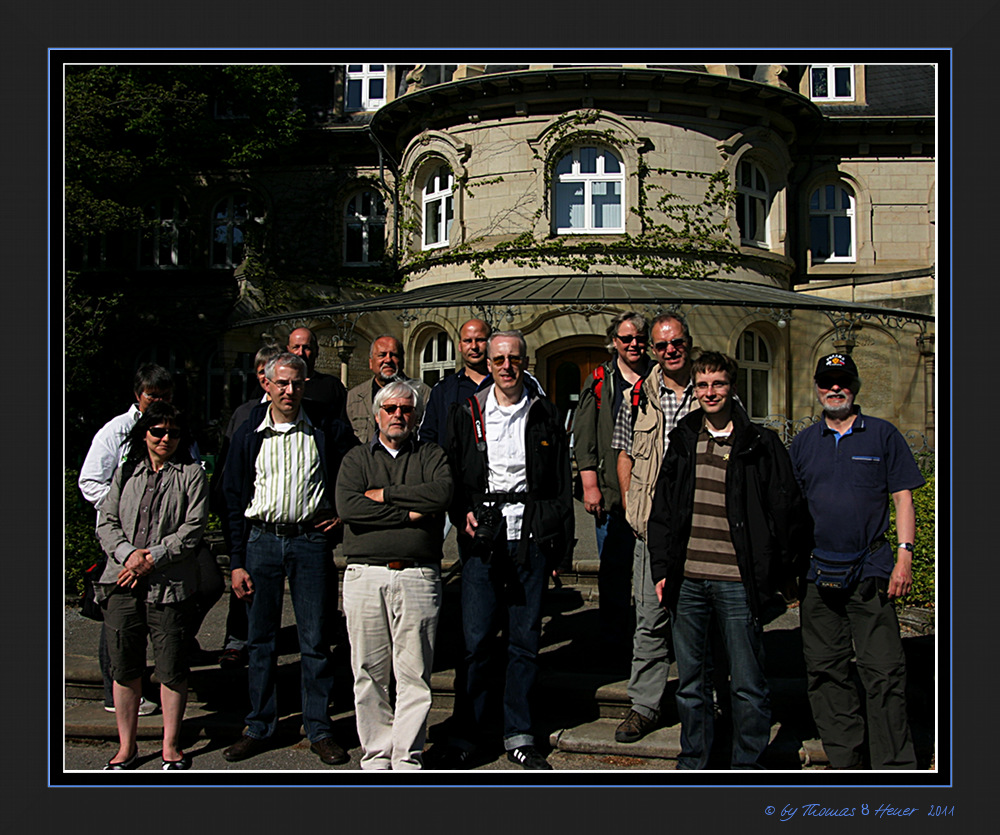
[442,331,574,770]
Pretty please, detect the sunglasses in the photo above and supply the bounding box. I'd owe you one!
[147,426,182,440]
[653,338,688,352]
[615,334,647,345]
[381,404,415,415]
[488,355,524,367]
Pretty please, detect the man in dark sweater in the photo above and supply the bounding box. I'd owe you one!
[335,379,453,770]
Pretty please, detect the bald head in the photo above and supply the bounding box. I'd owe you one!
[459,319,491,373]
[287,327,319,374]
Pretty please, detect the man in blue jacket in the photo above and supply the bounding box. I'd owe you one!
[221,352,358,766]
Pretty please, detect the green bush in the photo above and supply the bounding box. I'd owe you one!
[65,468,104,598]
[887,473,935,609]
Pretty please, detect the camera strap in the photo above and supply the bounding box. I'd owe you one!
[468,395,488,454]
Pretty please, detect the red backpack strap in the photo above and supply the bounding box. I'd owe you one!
[591,364,606,411]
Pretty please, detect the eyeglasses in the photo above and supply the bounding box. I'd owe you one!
[816,376,853,391]
[147,426,182,440]
[381,403,415,415]
[140,390,172,402]
[488,355,524,367]
[653,338,688,352]
[694,381,731,392]
[270,379,305,390]
[615,334,647,345]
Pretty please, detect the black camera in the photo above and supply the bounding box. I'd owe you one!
[472,504,504,559]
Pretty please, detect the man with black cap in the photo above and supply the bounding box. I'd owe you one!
[789,353,925,770]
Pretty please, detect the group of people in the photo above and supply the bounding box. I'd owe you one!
[77,310,925,772]
[575,312,924,770]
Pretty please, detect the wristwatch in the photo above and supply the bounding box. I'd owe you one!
[897,542,914,552]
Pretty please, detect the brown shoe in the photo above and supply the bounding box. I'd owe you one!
[311,737,349,765]
[614,709,658,743]
[223,735,268,763]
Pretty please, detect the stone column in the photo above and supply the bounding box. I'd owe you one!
[336,343,356,387]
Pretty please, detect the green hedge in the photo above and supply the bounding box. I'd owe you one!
[64,468,103,598]
[887,473,935,609]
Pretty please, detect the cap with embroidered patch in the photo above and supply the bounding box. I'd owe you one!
[814,353,860,386]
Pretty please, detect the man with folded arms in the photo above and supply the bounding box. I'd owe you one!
[336,380,452,769]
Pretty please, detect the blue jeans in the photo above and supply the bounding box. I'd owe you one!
[460,540,546,751]
[673,578,770,769]
[244,527,335,742]
[595,509,636,642]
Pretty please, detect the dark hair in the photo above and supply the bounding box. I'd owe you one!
[133,363,173,398]
[691,351,738,385]
[121,401,193,482]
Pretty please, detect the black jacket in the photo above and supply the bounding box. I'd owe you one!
[647,403,807,620]
[446,379,575,569]
[222,400,359,571]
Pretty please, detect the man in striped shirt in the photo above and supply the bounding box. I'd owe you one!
[222,352,359,766]
[648,352,805,769]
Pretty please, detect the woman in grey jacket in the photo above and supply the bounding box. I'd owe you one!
[96,402,209,770]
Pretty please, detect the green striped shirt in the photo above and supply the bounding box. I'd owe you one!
[245,406,326,523]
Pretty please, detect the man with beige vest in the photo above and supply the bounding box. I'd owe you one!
[611,314,696,743]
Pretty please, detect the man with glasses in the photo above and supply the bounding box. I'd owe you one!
[574,312,651,654]
[442,331,574,770]
[647,352,805,769]
[336,380,452,769]
[222,352,359,766]
[789,353,924,769]
[610,314,697,743]
[346,334,430,443]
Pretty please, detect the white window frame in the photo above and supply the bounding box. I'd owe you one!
[422,165,454,250]
[553,145,626,234]
[345,64,387,112]
[211,194,250,267]
[735,327,771,421]
[139,196,184,269]
[420,329,456,386]
[344,189,387,265]
[809,65,855,102]
[736,160,769,248]
[809,183,856,263]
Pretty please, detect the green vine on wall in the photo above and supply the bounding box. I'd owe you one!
[395,108,742,282]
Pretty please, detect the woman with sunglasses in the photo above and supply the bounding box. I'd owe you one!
[95,401,209,770]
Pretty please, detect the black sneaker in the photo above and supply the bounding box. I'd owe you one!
[506,745,553,770]
[614,709,658,743]
[426,744,476,770]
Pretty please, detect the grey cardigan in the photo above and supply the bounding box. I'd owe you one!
[95,457,209,604]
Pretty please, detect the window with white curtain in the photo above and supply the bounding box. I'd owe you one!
[211,194,250,267]
[554,145,625,234]
[420,330,456,386]
[736,160,769,247]
[345,189,386,264]
[809,65,854,102]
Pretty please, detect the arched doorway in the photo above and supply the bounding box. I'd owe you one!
[546,346,608,426]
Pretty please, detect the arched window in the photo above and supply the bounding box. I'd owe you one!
[345,64,387,112]
[420,330,455,386]
[736,160,769,247]
[554,145,625,233]
[735,328,771,420]
[139,196,185,268]
[211,194,250,267]
[422,165,454,250]
[345,189,386,264]
[809,182,855,263]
